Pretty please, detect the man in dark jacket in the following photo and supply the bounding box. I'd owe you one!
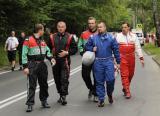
[48,21,77,105]
[78,17,98,102]
[18,32,26,70]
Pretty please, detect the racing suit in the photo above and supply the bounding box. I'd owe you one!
[49,32,77,96]
[85,33,120,102]
[116,32,144,97]
[78,29,97,96]
[22,35,53,105]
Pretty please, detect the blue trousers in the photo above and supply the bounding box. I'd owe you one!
[93,59,115,101]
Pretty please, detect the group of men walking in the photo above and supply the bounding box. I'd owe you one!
[21,22,77,112]
[4,16,144,112]
[78,17,144,107]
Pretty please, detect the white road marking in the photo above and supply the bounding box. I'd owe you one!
[0,66,81,109]
[0,68,19,75]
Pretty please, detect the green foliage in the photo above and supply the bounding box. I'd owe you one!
[0,0,54,39]
[0,44,19,68]
[0,44,9,67]
[127,0,160,33]
[143,43,160,64]
[2,0,160,67]
[1,0,159,38]
[0,0,133,38]
[143,43,160,55]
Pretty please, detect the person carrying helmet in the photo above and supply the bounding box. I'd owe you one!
[85,21,120,107]
[82,51,95,66]
[78,17,98,102]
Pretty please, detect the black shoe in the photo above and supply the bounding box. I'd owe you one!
[88,90,93,100]
[57,97,62,103]
[122,89,126,96]
[98,101,104,107]
[108,95,113,104]
[61,96,67,105]
[26,105,33,112]
[93,96,98,103]
[41,101,50,108]
[11,67,15,71]
[19,67,23,71]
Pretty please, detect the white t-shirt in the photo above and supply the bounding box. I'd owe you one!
[5,36,19,51]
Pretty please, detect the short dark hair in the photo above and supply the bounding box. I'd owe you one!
[122,22,130,27]
[98,20,107,27]
[88,17,96,21]
[34,24,44,33]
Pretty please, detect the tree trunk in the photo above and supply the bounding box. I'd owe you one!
[153,0,160,47]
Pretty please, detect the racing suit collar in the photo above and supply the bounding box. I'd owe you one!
[98,32,109,40]
[122,32,131,36]
[89,28,97,33]
[33,33,40,39]
[57,32,66,37]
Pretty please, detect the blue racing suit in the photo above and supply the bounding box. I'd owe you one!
[85,33,120,101]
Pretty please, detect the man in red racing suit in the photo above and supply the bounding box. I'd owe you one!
[116,22,145,99]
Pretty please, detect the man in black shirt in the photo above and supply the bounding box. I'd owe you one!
[48,21,77,105]
[18,32,26,70]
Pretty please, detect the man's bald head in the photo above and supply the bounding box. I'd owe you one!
[57,21,66,33]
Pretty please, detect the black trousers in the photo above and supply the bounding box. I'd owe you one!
[18,51,22,65]
[26,61,49,105]
[7,50,16,62]
[82,64,97,96]
[52,58,70,96]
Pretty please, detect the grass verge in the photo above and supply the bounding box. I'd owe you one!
[0,44,19,68]
[0,44,9,67]
[143,43,160,65]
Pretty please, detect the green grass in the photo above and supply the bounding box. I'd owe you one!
[143,43,160,55]
[0,44,19,68]
[143,43,160,64]
[0,44,9,67]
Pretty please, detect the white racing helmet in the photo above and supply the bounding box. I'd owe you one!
[82,51,95,66]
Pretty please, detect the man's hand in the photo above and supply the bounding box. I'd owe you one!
[80,51,84,56]
[140,59,145,67]
[23,68,29,75]
[58,50,68,57]
[116,64,120,70]
[93,47,97,52]
[51,58,56,66]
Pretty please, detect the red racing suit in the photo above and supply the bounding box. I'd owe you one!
[116,32,144,96]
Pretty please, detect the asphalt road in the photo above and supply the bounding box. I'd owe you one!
[0,52,160,116]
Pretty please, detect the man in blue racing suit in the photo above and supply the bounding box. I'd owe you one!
[85,21,120,107]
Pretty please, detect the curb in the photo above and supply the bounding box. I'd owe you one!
[143,49,151,55]
[143,49,160,67]
[0,66,10,71]
[152,57,160,67]
[0,64,19,73]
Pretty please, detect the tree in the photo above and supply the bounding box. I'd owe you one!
[0,0,133,39]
